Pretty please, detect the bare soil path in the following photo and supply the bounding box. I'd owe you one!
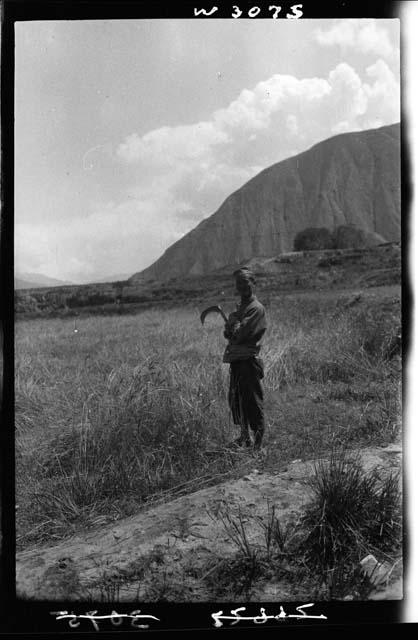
[17,440,402,602]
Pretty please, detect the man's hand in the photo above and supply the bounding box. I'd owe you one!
[225,311,239,325]
[224,312,240,339]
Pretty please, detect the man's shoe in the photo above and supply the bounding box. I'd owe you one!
[253,431,264,450]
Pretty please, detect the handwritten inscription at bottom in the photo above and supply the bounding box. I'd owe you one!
[212,604,327,627]
[50,610,160,631]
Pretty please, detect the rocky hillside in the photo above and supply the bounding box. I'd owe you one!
[131,123,400,283]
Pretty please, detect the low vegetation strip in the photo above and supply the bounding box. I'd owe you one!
[14,244,400,319]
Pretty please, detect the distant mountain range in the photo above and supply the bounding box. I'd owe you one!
[131,123,400,284]
[15,273,75,289]
[84,273,133,284]
[14,272,133,290]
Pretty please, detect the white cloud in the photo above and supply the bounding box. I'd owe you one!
[327,62,368,122]
[213,75,332,134]
[364,59,401,123]
[18,60,400,282]
[315,19,399,62]
[14,197,186,282]
[286,114,299,136]
[117,121,229,166]
[117,59,399,186]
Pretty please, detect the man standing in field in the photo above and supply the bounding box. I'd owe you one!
[223,267,267,450]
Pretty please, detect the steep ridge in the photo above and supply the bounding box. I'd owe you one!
[131,123,400,283]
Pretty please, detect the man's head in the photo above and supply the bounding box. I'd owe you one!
[233,267,256,299]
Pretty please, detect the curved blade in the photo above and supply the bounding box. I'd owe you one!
[200,305,228,325]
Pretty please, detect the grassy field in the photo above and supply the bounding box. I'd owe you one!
[15,286,401,551]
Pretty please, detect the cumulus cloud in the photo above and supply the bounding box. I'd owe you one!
[18,60,400,282]
[364,59,401,122]
[315,19,399,63]
[118,121,229,167]
[116,60,399,206]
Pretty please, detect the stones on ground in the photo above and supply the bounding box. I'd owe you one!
[370,577,402,600]
[360,554,392,585]
[360,555,403,600]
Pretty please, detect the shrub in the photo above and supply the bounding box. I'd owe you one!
[14,294,40,313]
[333,225,385,250]
[350,305,401,361]
[86,293,115,306]
[294,227,334,251]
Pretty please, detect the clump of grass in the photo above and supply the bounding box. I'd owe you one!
[301,448,401,596]
[143,572,187,602]
[351,304,401,361]
[215,505,258,560]
[92,567,126,602]
[205,501,299,598]
[204,554,264,599]
[254,502,298,560]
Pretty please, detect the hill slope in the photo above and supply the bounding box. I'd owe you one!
[131,123,400,283]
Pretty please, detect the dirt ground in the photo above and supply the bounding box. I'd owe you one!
[16,439,402,602]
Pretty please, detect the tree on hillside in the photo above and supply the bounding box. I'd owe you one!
[294,227,334,251]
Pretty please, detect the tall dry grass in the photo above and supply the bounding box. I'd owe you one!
[15,293,401,548]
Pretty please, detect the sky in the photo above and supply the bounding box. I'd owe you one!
[15,18,400,284]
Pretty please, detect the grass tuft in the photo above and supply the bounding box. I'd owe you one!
[301,448,401,595]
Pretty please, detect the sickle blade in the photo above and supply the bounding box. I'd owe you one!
[200,305,226,325]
